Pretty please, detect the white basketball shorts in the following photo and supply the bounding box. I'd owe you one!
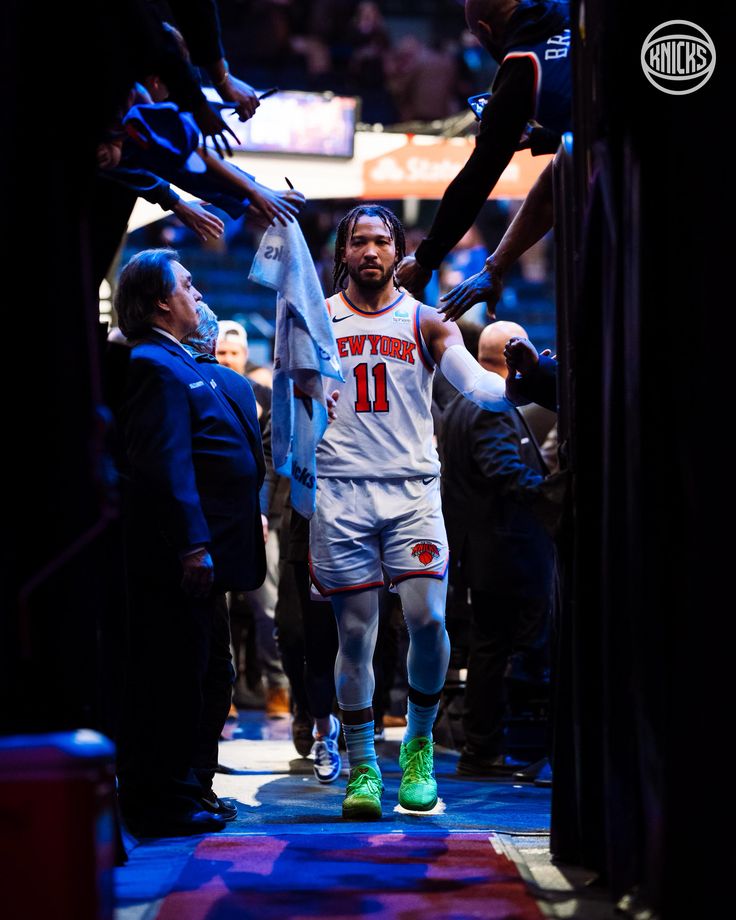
[309,476,449,596]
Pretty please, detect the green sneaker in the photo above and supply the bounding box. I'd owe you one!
[398,737,438,811]
[342,764,383,820]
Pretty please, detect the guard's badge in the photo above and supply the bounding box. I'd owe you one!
[411,542,440,566]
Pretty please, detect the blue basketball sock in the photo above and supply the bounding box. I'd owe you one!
[343,720,379,772]
[404,699,439,743]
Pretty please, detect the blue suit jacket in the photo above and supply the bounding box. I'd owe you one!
[122,331,266,591]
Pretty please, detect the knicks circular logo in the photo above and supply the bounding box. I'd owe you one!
[411,542,440,567]
[641,21,716,95]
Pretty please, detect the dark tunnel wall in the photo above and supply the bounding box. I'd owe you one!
[1,5,144,736]
[554,1,735,914]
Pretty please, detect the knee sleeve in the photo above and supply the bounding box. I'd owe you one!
[396,577,451,696]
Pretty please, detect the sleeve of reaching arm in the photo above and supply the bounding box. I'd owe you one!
[124,357,210,551]
[157,56,209,113]
[99,167,181,211]
[128,0,209,112]
[414,58,536,270]
[471,409,545,499]
[168,0,225,66]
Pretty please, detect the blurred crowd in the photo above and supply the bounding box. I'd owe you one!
[219,0,497,122]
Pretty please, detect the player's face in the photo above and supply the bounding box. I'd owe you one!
[342,215,397,290]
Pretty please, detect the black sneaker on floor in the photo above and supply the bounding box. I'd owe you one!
[533,760,553,787]
[292,710,314,757]
[456,749,518,777]
[512,756,549,782]
[123,805,227,837]
[199,789,238,821]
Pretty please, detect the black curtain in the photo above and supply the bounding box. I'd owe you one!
[2,5,140,737]
[553,2,735,913]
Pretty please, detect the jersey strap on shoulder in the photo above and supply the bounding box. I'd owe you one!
[412,302,435,371]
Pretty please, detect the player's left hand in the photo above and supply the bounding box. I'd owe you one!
[396,255,432,295]
[326,389,340,422]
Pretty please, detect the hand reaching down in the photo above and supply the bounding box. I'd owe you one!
[395,255,432,296]
[247,184,306,228]
[440,258,506,322]
[172,200,225,241]
[192,100,241,159]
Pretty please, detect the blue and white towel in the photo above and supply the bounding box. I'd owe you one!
[249,220,343,518]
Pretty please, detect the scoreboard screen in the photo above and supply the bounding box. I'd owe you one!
[204,88,359,158]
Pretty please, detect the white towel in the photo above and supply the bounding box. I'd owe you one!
[249,220,343,518]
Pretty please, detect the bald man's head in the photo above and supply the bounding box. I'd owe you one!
[465,1,519,30]
[465,0,520,52]
[478,321,527,377]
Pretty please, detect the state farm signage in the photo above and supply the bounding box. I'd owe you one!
[362,139,552,200]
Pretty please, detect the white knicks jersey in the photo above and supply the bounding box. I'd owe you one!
[316,289,441,479]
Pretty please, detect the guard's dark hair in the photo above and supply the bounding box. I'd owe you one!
[115,249,179,339]
[332,204,406,293]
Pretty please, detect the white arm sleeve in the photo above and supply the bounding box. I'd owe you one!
[439,344,511,412]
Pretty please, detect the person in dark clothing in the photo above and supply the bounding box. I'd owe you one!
[396,0,571,296]
[116,250,265,837]
[140,0,261,141]
[91,0,272,283]
[285,509,343,782]
[99,1,260,163]
[97,40,305,237]
[272,501,314,752]
[441,321,556,775]
[214,321,292,716]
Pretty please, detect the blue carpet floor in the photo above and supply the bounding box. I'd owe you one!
[115,711,551,919]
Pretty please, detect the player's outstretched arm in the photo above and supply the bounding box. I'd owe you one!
[420,307,511,412]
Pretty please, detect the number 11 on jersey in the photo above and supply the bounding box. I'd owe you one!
[354,362,390,413]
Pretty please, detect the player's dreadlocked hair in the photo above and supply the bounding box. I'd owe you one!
[332,204,406,293]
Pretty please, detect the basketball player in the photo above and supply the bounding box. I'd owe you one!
[310,204,512,819]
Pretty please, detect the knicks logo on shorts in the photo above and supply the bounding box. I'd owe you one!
[411,541,440,566]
